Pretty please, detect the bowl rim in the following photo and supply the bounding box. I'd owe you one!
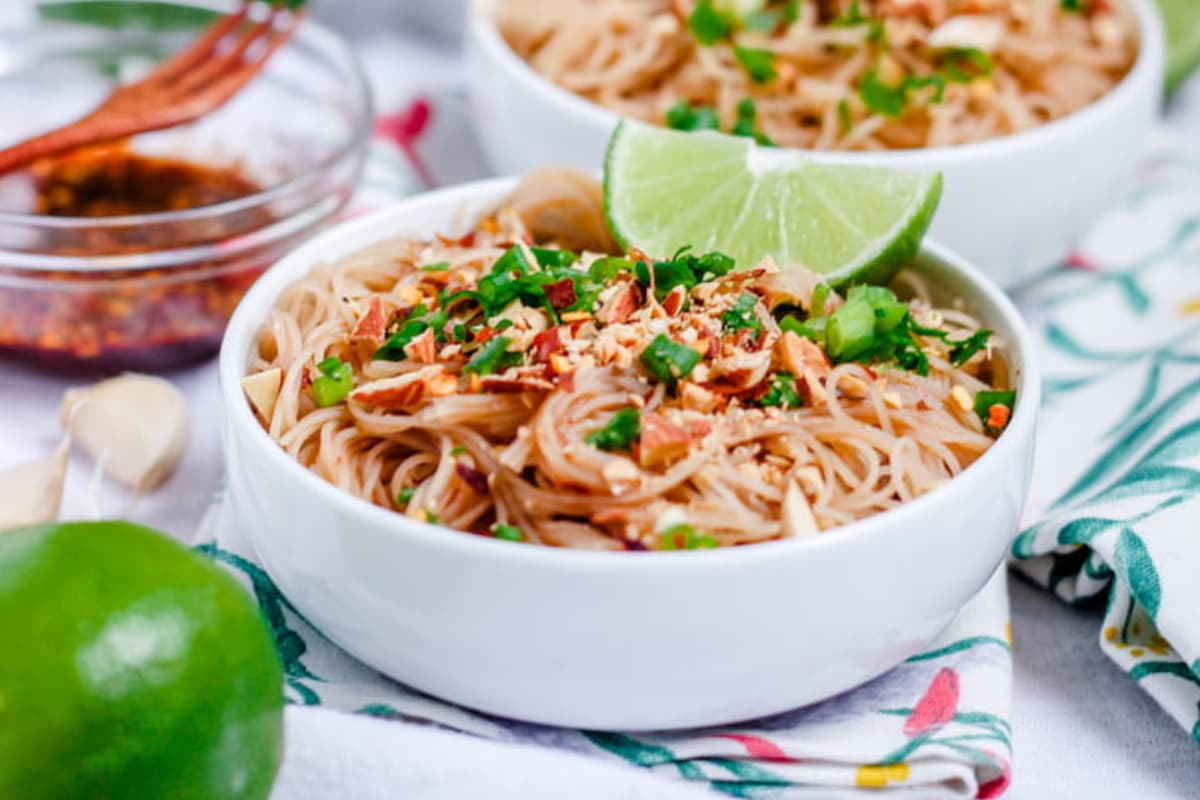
[218,174,1041,570]
[0,0,374,231]
[467,0,1165,166]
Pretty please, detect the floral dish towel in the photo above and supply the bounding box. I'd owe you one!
[195,493,1014,800]
[1011,133,1200,743]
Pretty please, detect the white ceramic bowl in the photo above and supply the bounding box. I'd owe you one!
[466,0,1164,288]
[219,177,1040,730]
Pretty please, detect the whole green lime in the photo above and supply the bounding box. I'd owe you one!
[0,521,284,800]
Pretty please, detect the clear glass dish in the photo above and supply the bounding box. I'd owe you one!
[0,0,372,372]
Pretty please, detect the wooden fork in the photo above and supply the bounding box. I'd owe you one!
[0,2,301,176]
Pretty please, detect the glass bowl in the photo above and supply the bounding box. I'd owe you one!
[0,0,372,372]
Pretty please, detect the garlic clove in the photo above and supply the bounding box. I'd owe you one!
[241,367,283,423]
[61,373,190,492]
[0,436,69,532]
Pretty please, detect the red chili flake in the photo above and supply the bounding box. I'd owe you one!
[474,327,498,344]
[543,278,577,311]
[455,463,489,494]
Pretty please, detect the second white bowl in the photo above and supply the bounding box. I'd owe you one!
[466,0,1165,288]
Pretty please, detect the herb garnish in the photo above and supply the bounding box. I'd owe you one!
[585,407,642,452]
[641,334,703,387]
[464,335,523,376]
[722,293,763,334]
[974,390,1016,434]
[758,372,803,409]
[311,356,354,407]
[659,523,719,550]
[493,523,524,542]
[734,46,777,83]
[781,285,992,376]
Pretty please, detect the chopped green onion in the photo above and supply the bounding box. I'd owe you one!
[641,334,704,387]
[665,100,721,132]
[585,407,642,452]
[758,373,802,410]
[825,297,878,361]
[781,314,826,341]
[858,70,946,118]
[530,247,579,268]
[688,0,731,45]
[782,0,800,22]
[589,257,636,282]
[311,357,354,407]
[420,261,451,272]
[734,46,777,83]
[722,293,763,334]
[493,523,524,542]
[397,487,415,506]
[464,335,523,376]
[450,445,467,456]
[452,323,469,342]
[1060,0,1083,11]
[811,283,831,317]
[425,511,440,524]
[659,524,720,550]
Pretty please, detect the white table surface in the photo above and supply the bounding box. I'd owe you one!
[3,40,1200,800]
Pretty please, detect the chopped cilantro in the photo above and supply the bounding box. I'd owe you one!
[858,69,946,117]
[734,46,777,83]
[731,98,775,146]
[941,47,994,83]
[688,0,731,45]
[758,372,802,409]
[722,293,763,334]
[665,99,722,132]
[585,407,642,452]
[948,329,993,366]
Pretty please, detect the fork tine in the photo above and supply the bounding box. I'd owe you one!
[142,3,252,86]
[181,12,301,109]
[170,6,282,95]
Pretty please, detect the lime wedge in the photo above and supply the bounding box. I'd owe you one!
[1160,0,1200,94]
[603,121,942,287]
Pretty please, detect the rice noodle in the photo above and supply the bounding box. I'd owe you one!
[248,172,1012,550]
[495,0,1138,150]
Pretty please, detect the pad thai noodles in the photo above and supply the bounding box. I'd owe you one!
[243,170,1016,551]
[496,0,1138,151]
